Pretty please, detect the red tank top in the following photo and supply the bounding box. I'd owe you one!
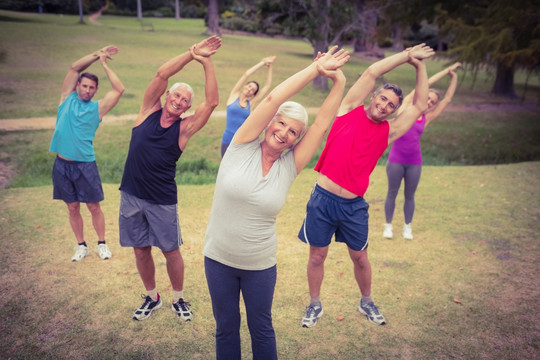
[315,105,389,197]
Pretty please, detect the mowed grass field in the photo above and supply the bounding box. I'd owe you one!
[0,9,539,360]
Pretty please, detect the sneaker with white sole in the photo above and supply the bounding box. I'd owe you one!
[358,299,386,325]
[403,223,413,240]
[171,298,193,321]
[133,294,162,321]
[97,243,112,260]
[383,223,393,239]
[71,244,89,262]
[301,304,324,328]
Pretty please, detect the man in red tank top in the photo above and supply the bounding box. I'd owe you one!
[299,44,435,328]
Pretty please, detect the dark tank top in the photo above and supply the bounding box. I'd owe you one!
[120,109,183,205]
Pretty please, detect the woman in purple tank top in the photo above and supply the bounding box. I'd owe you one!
[383,62,461,240]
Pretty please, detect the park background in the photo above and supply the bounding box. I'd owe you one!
[0,4,539,360]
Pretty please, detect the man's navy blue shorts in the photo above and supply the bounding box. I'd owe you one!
[52,156,104,204]
[298,184,370,251]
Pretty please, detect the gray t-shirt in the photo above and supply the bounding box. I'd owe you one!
[203,139,298,270]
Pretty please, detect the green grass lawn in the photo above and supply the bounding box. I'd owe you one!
[0,10,539,359]
[1,163,539,359]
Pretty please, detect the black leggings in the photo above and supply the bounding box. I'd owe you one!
[384,161,422,224]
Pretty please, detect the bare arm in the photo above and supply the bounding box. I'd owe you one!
[425,63,461,127]
[98,53,125,119]
[388,57,429,143]
[178,43,220,150]
[293,67,346,173]
[400,62,461,112]
[226,56,276,106]
[250,56,276,107]
[60,45,118,104]
[135,36,221,126]
[233,46,350,145]
[338,43,434,117]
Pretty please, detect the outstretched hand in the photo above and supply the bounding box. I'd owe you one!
[262,56,276,66]
[99,45,118,60]
[449,62,462,73]
[315,45,350,75]
[408,43,435,61]
[192,35,222,58]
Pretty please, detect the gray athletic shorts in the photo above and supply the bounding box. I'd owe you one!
[119,191,182,252]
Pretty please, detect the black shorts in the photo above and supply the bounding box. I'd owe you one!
[52,156,104,203]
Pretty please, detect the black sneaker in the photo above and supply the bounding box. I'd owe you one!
[133,294,162,321]
[171,298,193,321]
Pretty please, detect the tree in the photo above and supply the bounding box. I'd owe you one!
[259,0,363,90]
[137,0,142,20]
[437,0,539,98]
[175,0,180,20]
[78,0,84,22]
[205,0,221,35]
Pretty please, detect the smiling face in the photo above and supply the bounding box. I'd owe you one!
[164,86,192,117]
[366,89,400,122]
[264,115,305,152]
[76,77,98,102]
[426,90,440,112]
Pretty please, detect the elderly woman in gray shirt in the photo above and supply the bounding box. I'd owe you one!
[203,46,349,360]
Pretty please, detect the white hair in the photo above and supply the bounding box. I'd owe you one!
[274,101,309,138]
[169,82,194,106]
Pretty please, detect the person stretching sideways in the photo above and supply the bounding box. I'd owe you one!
[298,44,435,327]
[119,36,221,321]
[221,56,276,157]
[383,62,461,240]
[50,45,125,262]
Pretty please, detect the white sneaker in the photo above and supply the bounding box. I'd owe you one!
[383,223,393,239]
[403,224,413,240]
[97,243,112,260]
[71,244,89,262]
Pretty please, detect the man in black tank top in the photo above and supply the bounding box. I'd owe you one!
[118,36,221,321]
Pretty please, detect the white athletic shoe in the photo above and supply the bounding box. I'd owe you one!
[71,244,89,262]
[383,223,393,239]
[403,224,413,240]
[97,243,112,260]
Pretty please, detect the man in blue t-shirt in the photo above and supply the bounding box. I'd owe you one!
[49,45,125,262]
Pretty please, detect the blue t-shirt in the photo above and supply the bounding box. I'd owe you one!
[221,98,250,145]
[49,92,101,161]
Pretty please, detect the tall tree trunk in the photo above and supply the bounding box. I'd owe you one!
[137,0,142,21]
[78,0,84,23]
[392,25,404,51]
[312,40,329,90]
[175,0,180,20]
[492,62,517,98]
[205,0,221,36]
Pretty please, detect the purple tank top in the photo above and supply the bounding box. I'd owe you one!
[387,114,426,165]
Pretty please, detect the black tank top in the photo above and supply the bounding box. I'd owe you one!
[120,109,183,205]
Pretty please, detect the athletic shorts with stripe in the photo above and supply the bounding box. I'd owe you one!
[298,184,370,251]
[119,191,182,252]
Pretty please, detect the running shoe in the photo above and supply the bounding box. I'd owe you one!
[403,223,413,240]
[97,243,112,260]
[358,299,386,325]
[133,294,162,321]
[301,304,324,328]
[383,223,393,239]
[71,244,89,262]
[171,298,193,321]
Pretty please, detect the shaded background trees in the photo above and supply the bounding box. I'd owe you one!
[1,0,537,97]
